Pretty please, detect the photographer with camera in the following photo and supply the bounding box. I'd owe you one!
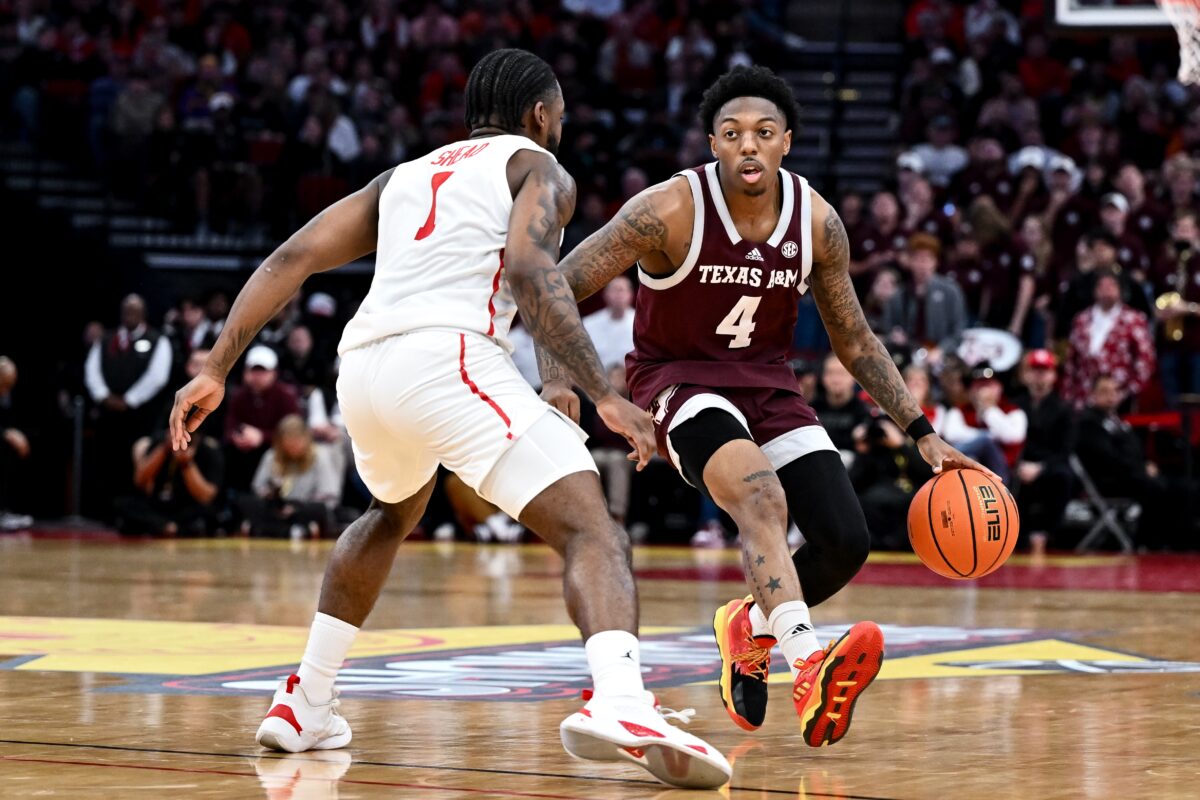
[849,412,935,550]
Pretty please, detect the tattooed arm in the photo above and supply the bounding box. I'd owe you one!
[535,177,692,392]
[810,192,923,428]
[809,191,997,478]
[506,151,656,466]
[170,170,392,448]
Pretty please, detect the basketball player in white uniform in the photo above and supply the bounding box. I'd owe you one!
[168,50,730,789]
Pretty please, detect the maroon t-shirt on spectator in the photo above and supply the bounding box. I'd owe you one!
[1050,195,1099,272]
[952,166,1016,213]
[944,256,986,316]
[980,243,1037,327]
[1130,201,1169,245]
[224,381,300,442]
[1115,231,1153,276]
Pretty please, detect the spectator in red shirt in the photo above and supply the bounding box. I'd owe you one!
[224,345,300,490]
[1017,32,1068,100]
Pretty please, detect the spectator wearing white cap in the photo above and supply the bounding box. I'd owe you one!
[1099,192,1152,278]
[1007,146,1050,225]
[1113,162,1168,246]
[912,115,968,188]
[1045,154,1097,275]
[223,345,300,491]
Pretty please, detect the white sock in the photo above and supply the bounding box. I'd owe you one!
[768,601,821,678]
[295,612,358,701]
[585,630,645,700]
[749,603,771,638]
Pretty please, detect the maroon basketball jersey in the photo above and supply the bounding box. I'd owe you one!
[626,162,814,409]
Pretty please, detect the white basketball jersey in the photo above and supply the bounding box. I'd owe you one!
[338,134,555,356]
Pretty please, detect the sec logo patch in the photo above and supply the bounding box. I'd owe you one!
[782,241,798,258]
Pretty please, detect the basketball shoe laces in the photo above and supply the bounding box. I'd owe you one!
[732,635,772,680]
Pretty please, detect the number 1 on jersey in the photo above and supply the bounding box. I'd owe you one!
[716,295,761,349]
[415,171,454,241]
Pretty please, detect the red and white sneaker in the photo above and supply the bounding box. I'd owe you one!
[256,674,352,753]
[560,690,731,789]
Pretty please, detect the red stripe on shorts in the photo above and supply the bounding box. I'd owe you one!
[485,248,505,337]
[459,333,514,440]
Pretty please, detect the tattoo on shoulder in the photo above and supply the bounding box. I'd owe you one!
[525,163,575,252]
[820,207,850,270]
[743,470,774,483]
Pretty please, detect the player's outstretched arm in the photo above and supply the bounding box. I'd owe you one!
[506,151,655,467]
[808,192,997,478]
[169,170,393,450]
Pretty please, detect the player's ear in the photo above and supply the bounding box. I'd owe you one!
[532,100,547,132]
[783,129,792,157]
[708,133,716,158]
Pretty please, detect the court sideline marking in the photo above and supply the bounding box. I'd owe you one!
[0,738,902,799]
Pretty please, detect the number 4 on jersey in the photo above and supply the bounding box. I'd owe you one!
[716,295,761,349]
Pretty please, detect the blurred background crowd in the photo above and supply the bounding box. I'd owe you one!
[0,0,1197,551]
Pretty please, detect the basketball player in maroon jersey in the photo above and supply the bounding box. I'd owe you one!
[539,66,992,746]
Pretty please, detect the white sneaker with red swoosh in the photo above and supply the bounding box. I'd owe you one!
[255,674,352,753]
[560,690,731,789]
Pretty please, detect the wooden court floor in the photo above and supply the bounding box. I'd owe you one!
[1,534,1198,799]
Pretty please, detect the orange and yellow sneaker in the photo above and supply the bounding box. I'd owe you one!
[792,621,884,747]
[713,596,776,731]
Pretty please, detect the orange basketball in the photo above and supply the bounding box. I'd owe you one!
[906,468,1020,579]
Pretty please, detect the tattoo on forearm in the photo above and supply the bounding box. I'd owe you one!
[766,576,782,593]
[849,338,923,427]
[755,554,766,566]
[511,164,615,401]
[559,194,668,300]
[743,470,773,483]
[812,207,922,428]
[535,343,569,384]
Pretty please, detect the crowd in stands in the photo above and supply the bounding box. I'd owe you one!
[1,0,1198,550]
[2,0,785,237]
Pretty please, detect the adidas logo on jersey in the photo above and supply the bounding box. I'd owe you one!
[745,247,764,262]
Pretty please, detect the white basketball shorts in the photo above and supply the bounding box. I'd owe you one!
[337,330,597,518]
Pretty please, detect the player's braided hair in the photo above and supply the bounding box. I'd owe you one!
[465,49,559,133]
[698,65,801,133]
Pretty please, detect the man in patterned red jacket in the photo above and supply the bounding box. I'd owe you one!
[1062,271,1156,409]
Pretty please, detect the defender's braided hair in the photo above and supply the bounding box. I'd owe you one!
[465,49,559,132]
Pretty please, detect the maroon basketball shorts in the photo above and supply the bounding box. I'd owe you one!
[647,384,837,483]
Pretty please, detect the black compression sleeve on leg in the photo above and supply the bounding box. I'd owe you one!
[668,408,754,494]
[776,450,871,606]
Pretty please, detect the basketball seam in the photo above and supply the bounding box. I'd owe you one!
[957,470,980,576]
[924,472,969,577]
[978,472,1011,577]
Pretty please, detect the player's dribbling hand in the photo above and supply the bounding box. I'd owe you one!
[917,434,1002,483]
[170,372,225,451]
[595,395,657,471]
[540,380,580,424]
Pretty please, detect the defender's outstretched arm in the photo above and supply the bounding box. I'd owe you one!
[170,170,393,449]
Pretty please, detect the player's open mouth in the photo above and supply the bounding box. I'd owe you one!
[739,163,763,183]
